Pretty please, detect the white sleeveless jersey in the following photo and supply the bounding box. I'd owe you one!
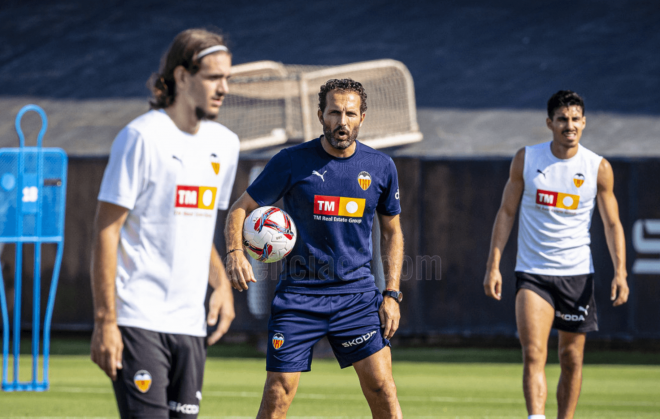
[516,141,602,276]
[98,110,239,336]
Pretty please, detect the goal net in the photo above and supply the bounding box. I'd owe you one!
[217,60,423,151]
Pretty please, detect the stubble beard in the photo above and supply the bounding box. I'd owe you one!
[322,122,360,150]
[195,94,224,121]
[195,106,218,121]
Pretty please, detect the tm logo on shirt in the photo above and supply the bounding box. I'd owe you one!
[175,185,217,210]
[536,189,579,210]
[314,195,365,217]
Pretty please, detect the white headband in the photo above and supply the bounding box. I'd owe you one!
[196,45,229,60]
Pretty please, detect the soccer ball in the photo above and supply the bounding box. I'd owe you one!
[243,206,297,263]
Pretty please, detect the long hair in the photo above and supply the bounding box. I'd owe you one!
[148,29,229,109]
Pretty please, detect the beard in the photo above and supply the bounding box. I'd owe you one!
[195,106,217,121]
[195,95,224,121]
[322,121,360,150]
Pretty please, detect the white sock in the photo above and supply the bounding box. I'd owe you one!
[528,415,545,419]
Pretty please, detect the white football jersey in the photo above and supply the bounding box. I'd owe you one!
[98,110,239,336]
[516,141,602,276]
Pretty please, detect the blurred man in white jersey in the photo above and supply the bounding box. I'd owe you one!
[483,90,629,419]
[90,29,239,418]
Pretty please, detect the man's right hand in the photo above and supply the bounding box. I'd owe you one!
[91,321,124,381]
[483,269,502,301]
[226,251,256,291]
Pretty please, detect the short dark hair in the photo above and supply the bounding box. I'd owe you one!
[318,78,368,114]
[547,90,585,119]
[149,28,229,109]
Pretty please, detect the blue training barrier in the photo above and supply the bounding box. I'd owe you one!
[0,104,67,391]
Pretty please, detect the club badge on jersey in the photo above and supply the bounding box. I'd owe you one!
[357,171,372,191]
[210,153,220,175]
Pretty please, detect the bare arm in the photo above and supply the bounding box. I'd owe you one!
[378,213,404,340]
[90,201,129,380]
[224,191,260,291]
[596,158,629,306]
[483,148,525,300]
[206,244,236,345]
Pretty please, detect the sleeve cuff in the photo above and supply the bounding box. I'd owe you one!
[245,188,269,208]
[376,208,401,216]
[98,194,135,210]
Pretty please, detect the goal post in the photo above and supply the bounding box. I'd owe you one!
[219,59,423,151]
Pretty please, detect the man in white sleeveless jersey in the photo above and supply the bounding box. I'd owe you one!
[483,90,629,419]
[90,29,239,418]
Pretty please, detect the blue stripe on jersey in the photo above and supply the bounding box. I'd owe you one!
[246,138,401,294]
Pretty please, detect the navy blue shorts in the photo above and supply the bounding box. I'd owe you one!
[266,290,390,372]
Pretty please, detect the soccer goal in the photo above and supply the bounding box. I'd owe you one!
[219,59,423,151]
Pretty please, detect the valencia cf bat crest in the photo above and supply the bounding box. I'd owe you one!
[272,333,285,350]
[134,370,152,393]
[573,173,585,188]
[210,153,220,175]
[357,171,371,191]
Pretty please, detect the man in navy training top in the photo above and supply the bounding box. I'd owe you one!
[225,78,405,418]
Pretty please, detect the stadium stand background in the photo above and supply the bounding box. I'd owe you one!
[1,0,659,344]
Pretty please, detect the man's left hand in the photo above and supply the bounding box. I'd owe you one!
[379,296,400,340]
[611,274,629,307]
[207,287,236,345]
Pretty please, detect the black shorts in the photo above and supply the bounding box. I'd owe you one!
[113,326,206,419]
[515,272,598,333]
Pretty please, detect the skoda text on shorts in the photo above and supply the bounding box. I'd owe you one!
[225,79,405,418]
[483,90,629,419]
[90,29,238,419]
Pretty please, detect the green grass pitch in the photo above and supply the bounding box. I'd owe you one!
[1,343,659,418]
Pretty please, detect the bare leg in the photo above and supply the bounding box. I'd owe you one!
[353,346,402,419]
[256,372,301,419]
[557,331,586,419]
[516,289,555,416]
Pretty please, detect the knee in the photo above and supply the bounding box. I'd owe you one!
[521,343,547,366]
[364,378,398,401]
[559,346,583,372]
[263,376,297,407]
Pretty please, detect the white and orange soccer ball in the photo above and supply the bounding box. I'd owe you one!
[243,206,297,263]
